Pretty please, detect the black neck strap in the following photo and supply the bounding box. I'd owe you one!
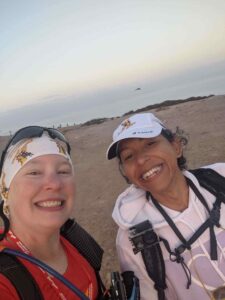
[147,177,220,260]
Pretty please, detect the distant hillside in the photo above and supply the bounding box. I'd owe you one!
[81,95,214,126]
[123,95,214,116]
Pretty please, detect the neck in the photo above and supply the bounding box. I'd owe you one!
[150,172,189,212]
[9,226,67,274]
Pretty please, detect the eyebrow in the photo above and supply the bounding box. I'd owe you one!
[119,146,131,152]
[26,158,71,167]
[119,137,159,151]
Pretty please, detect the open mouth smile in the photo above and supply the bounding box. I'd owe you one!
[141,164,162,181]
[35,200,64,208]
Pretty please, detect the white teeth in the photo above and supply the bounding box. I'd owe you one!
[37,201,62,208]
[142,165,162,180]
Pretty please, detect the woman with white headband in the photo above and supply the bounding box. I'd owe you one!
[0,126,102,300]
[107,112,225,300]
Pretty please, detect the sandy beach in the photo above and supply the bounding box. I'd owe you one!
[0,94,225,280]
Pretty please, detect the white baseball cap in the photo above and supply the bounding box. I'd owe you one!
[106,113,165,160]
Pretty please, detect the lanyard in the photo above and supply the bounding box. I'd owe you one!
[7,231,92,300]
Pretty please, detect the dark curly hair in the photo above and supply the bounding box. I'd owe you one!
[161,128,187,170]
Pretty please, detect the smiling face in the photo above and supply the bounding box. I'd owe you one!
[7,154,75,235]
[119,135,183,195]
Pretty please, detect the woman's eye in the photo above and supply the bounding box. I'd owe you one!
[122,153,133,161]
[147,141,155,146]
[27,171,41,175]
[58,169,71,174]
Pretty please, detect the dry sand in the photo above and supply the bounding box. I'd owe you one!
[0,94,225,280]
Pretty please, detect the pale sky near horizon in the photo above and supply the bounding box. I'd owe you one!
[1,0,225,113]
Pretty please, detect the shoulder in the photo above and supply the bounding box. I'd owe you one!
[184,163,225,210]
[60,236,96,271]
[60,236,82,259]
[202,163,225,177]
[184,163,225,183]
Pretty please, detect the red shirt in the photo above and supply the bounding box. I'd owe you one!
[0,236,98,300]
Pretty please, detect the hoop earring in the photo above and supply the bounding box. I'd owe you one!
[3,201,10,218]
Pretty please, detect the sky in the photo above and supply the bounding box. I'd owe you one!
[0,0,225,134]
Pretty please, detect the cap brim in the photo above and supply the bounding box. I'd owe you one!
[106,125,163,160]
[106,141,119,160]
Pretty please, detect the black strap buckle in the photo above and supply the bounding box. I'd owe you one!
[129,220,160,254]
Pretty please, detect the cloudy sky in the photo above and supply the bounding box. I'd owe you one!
[0,0,225,132]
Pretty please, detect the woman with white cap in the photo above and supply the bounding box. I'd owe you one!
[0,126,101,300]
[107,112,225,300]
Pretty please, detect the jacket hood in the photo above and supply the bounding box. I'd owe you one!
[112,169,212,231]
[112,185,147,230]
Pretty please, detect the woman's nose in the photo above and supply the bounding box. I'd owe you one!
[136,150,149,165]
[44,173,62,190]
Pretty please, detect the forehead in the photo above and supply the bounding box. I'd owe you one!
[118,137,156,151]
[21,154,70,167]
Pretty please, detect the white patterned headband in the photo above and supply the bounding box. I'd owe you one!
[0,132,73,201]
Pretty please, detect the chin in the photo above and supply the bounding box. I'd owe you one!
[40,218,68,231]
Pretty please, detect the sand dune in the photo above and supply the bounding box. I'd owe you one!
[0,94,225,280]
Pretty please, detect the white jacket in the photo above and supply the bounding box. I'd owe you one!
[112,163,225,300]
